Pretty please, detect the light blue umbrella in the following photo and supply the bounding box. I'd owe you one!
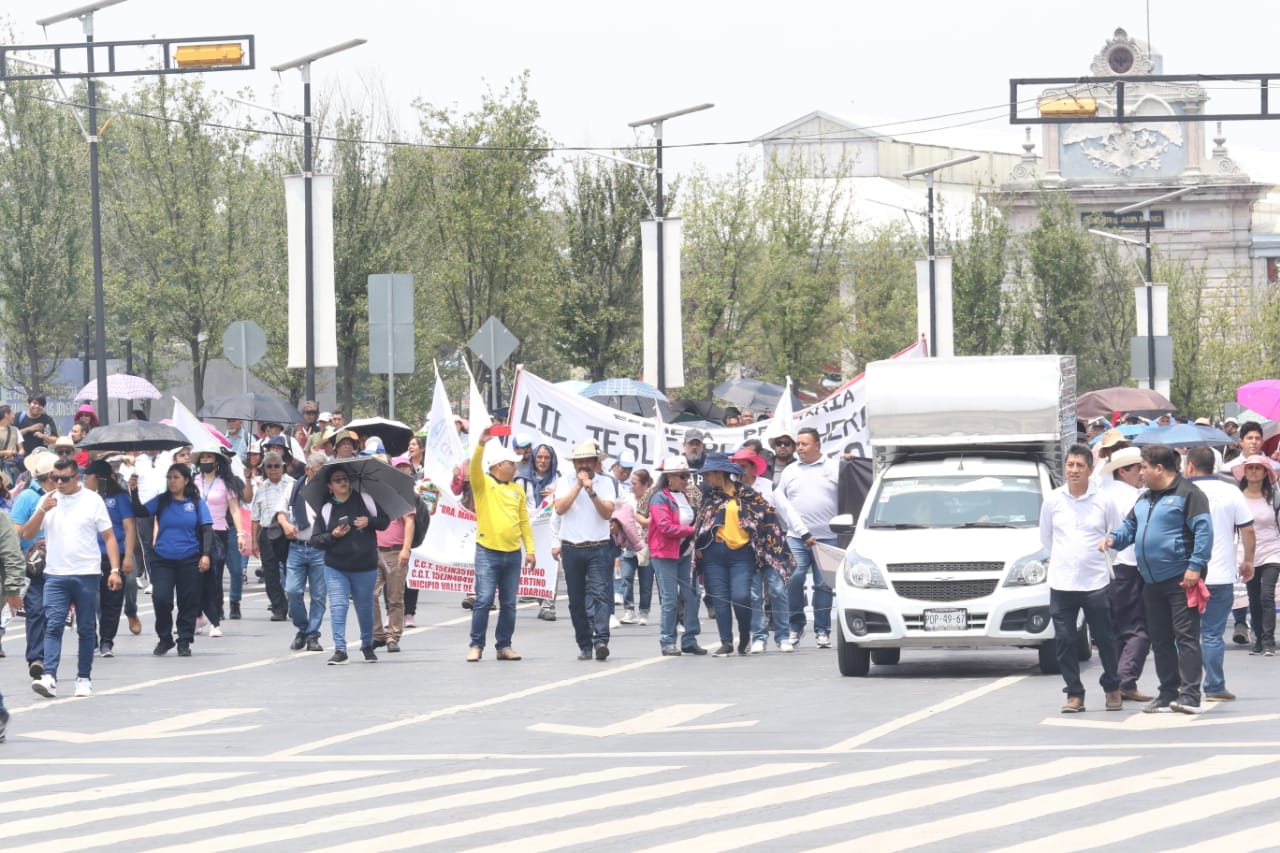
[581,378,668,402]
[1088,423,1147,446]
[1132,422,1233,448]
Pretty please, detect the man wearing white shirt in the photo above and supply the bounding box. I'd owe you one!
[774,428,840,648]
[1039,444,1123,713]
[1097,447,1152,701]
[20,458,119,699]
[1185,447,1255,701]
[555,440,618,661]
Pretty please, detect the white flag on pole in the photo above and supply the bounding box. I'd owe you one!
[465,360,493,438]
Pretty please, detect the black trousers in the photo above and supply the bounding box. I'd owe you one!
[1108,563,1150,690]
[97,554,126,644]
[1143,575,1202,704]
[1247,563,1280,650]
[259,530,289,615]
[152,554,201,645]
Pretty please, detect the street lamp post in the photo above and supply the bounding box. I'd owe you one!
[628,103,713,393]
[271,38,366,403]
[1093,185,1197,390]
[902,154,980,357]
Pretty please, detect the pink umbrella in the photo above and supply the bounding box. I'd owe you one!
[1237,380,1280,422]
[74,373,162,401]
[201,422,233,449]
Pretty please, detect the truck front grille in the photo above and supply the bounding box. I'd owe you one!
[892,579,999,602]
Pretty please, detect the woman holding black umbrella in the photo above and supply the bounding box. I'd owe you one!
[310,466,390,665]
[130,464,213,657]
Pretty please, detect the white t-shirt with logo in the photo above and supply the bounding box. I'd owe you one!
[554,473,619,544]
[1193,478,1253,585]
[43,487,113,576]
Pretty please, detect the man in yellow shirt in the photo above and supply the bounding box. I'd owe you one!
[467,428,535,662]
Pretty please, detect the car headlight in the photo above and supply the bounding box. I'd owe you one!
[844,548,888,589]
[1004,550,1049,587]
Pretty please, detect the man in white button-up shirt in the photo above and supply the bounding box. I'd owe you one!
[1039,444,1123,714]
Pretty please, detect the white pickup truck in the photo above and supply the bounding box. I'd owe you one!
[831,355,1089,676]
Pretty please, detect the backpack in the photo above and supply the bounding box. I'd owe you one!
[409,495,431,548]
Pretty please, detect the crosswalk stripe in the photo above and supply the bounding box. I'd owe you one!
[0,771,244,818]
[0,774,105,795]
[813,752,1276,852]
[1178,818,1280,852]
[313,762,832,853]
[144,766,678,853]
[460,759,981,853]
[46,767,531,853]
[990,755,1280,852]
[631,756,1119,853]
[3,770,367,841]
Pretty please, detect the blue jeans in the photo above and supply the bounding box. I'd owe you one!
[752,564,791,644]
[615,553,654,611]
[1051,586,1121,697]
[41,574,100,681]
[24,573,45,666]
[653,553,701,650]
[787,536,835,636]
[1202,583,1235,695]
[561,542,613,649]
[286,543,328,640]
[470,545,521,651]
[701,541,755,645]
[325,567,376,652]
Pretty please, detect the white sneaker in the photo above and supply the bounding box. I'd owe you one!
[614,593,624,605]
[609,614,621,629]
[749,639,766,654]
[778,640,795,653]
[209,625,223,638]
[787,630,800,646]
[638,611,649,626]
[815,633,832,649]
[620,608,637,624]
[74,678,92,698]
[32,674,57,698]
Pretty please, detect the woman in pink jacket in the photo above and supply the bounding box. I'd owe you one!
[647,456,705,656]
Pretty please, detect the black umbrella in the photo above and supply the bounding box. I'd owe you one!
[80,421,191,452]
[344,417,414,457]
[301,457,418,520]
[712,378,801,414]
[199,393,303,425]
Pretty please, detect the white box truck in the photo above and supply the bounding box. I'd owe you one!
[831,355,1085,676]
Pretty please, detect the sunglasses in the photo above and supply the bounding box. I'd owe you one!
[50,474,75,483]
[264,463,283,469]
[54,448,75,455]
[772,439,795,447]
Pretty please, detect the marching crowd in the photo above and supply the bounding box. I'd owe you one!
[0,396,847,745]
[1041,415,1279,714]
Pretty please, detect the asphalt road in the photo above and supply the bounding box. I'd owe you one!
[2,578,1279,852]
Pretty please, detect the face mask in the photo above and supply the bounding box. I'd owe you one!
[198,461,216,473]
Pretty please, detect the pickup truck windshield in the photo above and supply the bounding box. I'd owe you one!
[866,475,1042,529]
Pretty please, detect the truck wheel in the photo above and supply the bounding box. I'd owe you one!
[1076,624,1092,662]
[837,623,870,677]
[1038,640,1061,675]
[870,648,901,666]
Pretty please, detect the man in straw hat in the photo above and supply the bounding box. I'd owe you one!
[466,429,534,662]
[554,438,619,661]
[1098,446,1153,702]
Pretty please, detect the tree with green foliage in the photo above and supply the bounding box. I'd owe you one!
[842,221,919,374]
[948,192,1011,356]
[0,74,90,394]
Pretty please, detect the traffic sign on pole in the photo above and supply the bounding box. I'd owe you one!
[223,320,267,395]
[468,316,519,411]
[368,274,415,419]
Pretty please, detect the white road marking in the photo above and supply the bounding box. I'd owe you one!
[0,772,244,817]
[818,752,1278,852]
[40,768,529,853]
[631,755,1114,853]
[530,703,756,737]
[0,773,105,796]
[1178,818,1280,852]
[462,759,979,853]
[272,655,670,756]
[990,755,1280,852]
[1041,705,1280,730]
[823,674,1025,751]
[312,762,829,853]
[23,707,260,743]
[143,766,676,853]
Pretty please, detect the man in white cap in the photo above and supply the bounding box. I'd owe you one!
[466,428,534,662]
[767,426,797,485]
[512,433,535,481]
[555,439,618,660]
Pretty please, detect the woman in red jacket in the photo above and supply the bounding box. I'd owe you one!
[647,456,705,657]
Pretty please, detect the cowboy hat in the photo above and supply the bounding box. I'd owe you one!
[24,448,56,477]
[569,439,604,461]
[1098,428,1131,450]
[729,448,767,477]
[657,455,690,474]
[1100,446,1142,478]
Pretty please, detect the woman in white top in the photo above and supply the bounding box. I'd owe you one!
[1235,454,1280,655]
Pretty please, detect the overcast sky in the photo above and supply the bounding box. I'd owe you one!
[6,0,1277,182]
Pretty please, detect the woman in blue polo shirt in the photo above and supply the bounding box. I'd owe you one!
[84,459,136,658]
[130,464,212,657]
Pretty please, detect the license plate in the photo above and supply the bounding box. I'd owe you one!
[923,608,968,631]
